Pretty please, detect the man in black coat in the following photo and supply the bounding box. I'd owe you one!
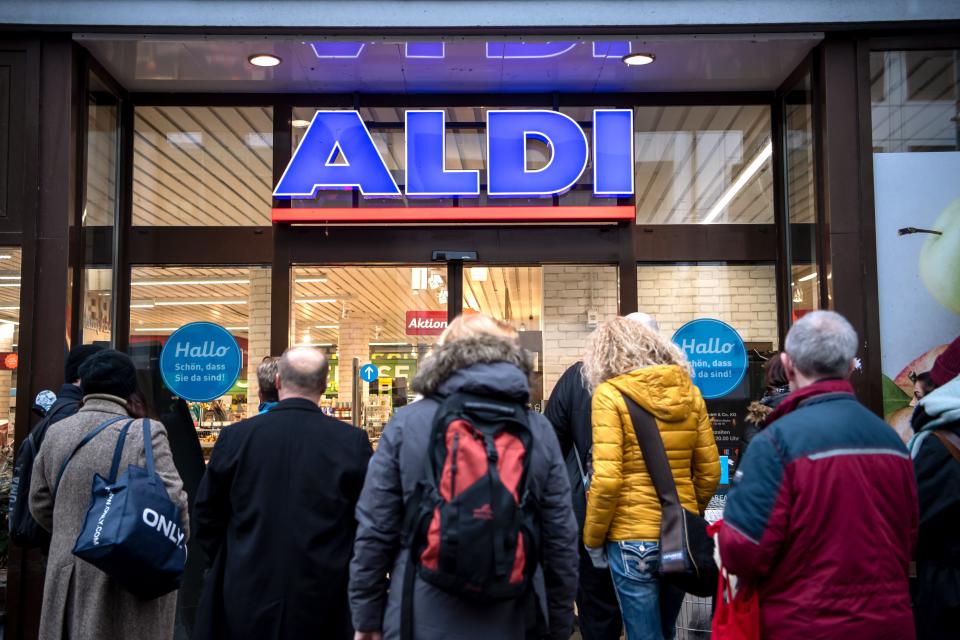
[544,362,622,640]
[194,347,373,640]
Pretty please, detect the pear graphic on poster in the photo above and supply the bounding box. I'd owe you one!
[918,198,960,314]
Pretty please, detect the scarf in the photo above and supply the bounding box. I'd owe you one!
[764,378,856,426]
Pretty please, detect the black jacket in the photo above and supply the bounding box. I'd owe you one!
[193,397,373,640]
[543,362,592,529]
[910,377,960,640]
[48,383,84,422]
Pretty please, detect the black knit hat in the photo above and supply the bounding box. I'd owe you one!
[79,350,139,399]
[65,344,106,383]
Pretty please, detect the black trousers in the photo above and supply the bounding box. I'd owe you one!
[576,542,623,640]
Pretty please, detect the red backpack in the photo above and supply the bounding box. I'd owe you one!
[401,392,539,634]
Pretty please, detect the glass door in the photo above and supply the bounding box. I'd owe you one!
[291,265,447,447]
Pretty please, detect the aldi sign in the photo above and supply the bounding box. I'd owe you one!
[406,310,448,336]
[272,109,636,224]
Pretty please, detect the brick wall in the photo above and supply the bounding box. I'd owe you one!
[245,267,272,418]
[542,265,619,400]
[637,264,778,346]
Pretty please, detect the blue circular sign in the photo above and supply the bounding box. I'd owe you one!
[159,322,243,402]
[671,319,747,400]
[359,363,379,383]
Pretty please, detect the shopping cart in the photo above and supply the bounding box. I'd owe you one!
[675,493,726,639]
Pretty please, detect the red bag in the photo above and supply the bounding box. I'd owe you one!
[709,520,760,640]
[711,568,760,640]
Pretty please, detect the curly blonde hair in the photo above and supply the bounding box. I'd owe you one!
[582,317,691,391]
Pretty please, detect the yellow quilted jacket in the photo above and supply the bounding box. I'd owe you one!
[582,365,720,547]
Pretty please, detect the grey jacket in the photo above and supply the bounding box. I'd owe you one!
[29,395,189,640]
[349,337,579,640]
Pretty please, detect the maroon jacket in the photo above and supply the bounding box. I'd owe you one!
[719,389,918,639]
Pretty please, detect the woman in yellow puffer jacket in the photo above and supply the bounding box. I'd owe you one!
[582,317,720,640]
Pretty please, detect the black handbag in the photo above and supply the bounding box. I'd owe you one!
[621,393,718,598]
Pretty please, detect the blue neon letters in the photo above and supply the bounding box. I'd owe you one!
[274,109,634,200]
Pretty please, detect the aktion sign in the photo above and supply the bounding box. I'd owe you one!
[159,322,243,402]
[672,319,748,400]
[406,310,448,336]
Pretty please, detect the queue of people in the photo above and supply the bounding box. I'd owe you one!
[11,313,960,639]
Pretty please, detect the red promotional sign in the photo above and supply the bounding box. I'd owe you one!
[406,311,448,336]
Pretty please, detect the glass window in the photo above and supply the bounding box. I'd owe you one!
[0,249,20,442]
[133,106,273,226]
[637,263,778,471]
[80,73,121,345]
[128,266,271,458]
[783,72,824,316]
[870,49,960,440]
[634,106,773,224]
[291,265,443,447]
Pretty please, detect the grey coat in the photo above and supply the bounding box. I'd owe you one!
[29,394,189,640]
[349,336,579,640]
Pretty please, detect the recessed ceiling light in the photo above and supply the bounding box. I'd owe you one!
[622,52,656,66]
[292,119,311,129]
[248,53,281,67]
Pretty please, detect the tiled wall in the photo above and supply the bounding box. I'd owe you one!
[542,265,619,399]
[637,264,779,345]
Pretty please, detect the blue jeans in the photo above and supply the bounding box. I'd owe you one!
[606,541,686,640]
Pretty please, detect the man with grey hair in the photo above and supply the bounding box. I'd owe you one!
[194,347,372,639]
[717,310,917,640]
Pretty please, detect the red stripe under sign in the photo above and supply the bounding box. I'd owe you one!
[271,205,635,224]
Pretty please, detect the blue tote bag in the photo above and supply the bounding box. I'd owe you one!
[55,417,187,600]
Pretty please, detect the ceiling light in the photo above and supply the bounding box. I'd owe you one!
[411,267,428,292]
[0,276,20,281]
[469,267,489,282]
[798,272,818,282]
[0,306,18,310]
[314,324,338,329]
[701,140,773,224]
[292,119,311,129]
[248,53,281,67]
[0,284,19,288]
[297,276,329,283]
[297,298,338,304]
[132,279,250,286]
[369,342,410,347]
[0,255,11,260]
[622,52,656,66]
[153,300,247,306]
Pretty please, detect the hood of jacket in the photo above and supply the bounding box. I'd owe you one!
[918,375,960,429]
[604,364,698,422]
[411,335,533,402]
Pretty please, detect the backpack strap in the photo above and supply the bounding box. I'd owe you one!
[54,416,129,495]
[932,430,960,464]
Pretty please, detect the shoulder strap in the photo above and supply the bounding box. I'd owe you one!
[54,416,128,495]
[141,418,155,476]
[932,430,960,464]
[106,420,135,483]
[620,393,682,509]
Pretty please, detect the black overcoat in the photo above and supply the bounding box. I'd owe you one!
[193,397,372,640]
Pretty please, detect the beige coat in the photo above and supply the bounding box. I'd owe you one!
[29,394,189,640]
